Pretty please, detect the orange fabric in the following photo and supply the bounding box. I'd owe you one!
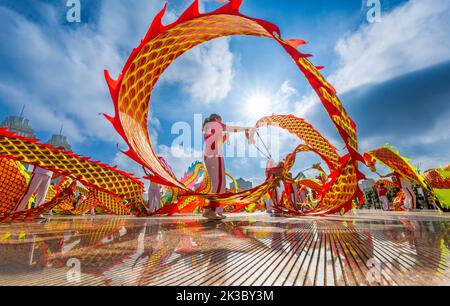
[0,129,144,215]
[104,0,363,217]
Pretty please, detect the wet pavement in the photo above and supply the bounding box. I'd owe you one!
[0,210,448,286]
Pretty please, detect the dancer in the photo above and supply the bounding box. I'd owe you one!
[298,187,308,210]
[76,194,96,216]
[202,114,255,220]
[376,183,390,211]
[400,179,416,210]
[265,159,283,214]
[388,173,416,210]
[14,147,67,213]
[75,194,87,209]
[148,181,162,213]
[14,167,59,212]
[14,166,55,212]
[287,174,299,206]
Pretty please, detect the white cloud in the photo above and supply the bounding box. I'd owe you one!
[413,155,450,173]
[240,80,318,122]
[412,116,450,146]
[162,37,235,105]
[274,80,299,115]
[0,0,236,185]
[293,93,319,119]
[0,83,84,142]
[157,144,203,178]
[329,0,450,93]
[0,1,169,145]
[230,158,250,170]
[0,0,234,148]
[113,151,147,187]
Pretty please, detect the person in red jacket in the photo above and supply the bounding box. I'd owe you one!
[377,183,390,211]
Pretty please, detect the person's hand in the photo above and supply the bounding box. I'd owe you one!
[246,128,256,145]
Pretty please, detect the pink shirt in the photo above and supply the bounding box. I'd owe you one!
[204,122,226,158]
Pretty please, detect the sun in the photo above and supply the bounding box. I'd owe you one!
[244,92,272,121]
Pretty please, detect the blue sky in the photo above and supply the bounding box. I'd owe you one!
[1,0,449,187]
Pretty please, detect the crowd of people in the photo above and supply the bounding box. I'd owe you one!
[372,174,436,211]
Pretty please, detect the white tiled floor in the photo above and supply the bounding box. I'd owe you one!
[0,210,448,286]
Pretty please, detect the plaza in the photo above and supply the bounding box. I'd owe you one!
[1,210,448,286]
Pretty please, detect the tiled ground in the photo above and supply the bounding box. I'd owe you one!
[0,210,448,286]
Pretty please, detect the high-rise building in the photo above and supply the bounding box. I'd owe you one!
[1,111,37,171]
[230,178,253,191]
[359,179,376,193]
[0,115,35,138]
[296,172,306,179]
[47,134,72,151]
[1,111,72,151]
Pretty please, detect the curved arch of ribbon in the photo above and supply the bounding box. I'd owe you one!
[256,116,341,172]
[104,0,364,215]
[363,146,428,188]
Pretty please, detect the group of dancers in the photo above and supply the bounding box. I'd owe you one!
[12,113,423,219]
[376,174,418,211]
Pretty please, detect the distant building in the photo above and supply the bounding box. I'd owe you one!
[1,112,72,172]
[0,115,35,138]
[296,172,306,179]
[1,113,36,170]
[47,134,72,151]
[359,179,376,193]
[230,178,253,191]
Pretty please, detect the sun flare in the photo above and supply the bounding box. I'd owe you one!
[244,92,272,121]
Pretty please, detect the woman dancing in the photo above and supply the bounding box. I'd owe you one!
[202,114,255,220]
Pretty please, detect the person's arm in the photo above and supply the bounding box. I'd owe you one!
[225,125,256,144]
[225,125,253,133]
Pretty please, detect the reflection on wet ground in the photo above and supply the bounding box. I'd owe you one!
[0,210,448,286]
